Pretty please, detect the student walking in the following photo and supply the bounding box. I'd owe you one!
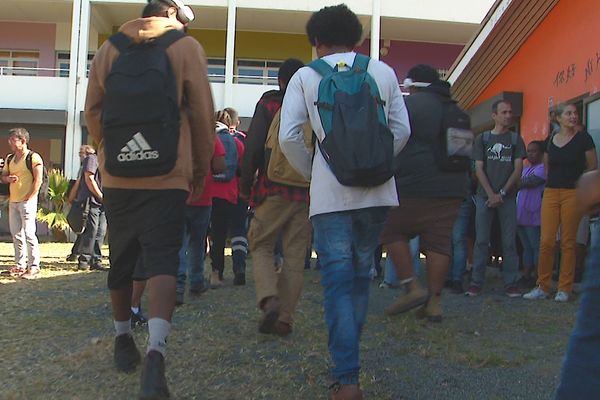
[85,1,214,397]
[279,5,410,398]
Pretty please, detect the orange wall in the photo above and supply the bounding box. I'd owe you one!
[473,0,600,144]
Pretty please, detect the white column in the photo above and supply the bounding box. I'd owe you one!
[64,0,83,178]
[224,0,237,108]
[72,0,91,176]
[370,0,381,61]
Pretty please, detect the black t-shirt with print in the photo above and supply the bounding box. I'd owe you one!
[546,131,595,189]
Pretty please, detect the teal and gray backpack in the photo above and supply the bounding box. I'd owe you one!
[309,54,395,187]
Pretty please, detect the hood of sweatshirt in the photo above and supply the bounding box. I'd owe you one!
[119,17,184,43]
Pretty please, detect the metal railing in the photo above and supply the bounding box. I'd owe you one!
[0,66,70,77]
[1,68,279,85]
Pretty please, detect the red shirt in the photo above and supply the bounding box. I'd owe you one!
[212,136,244,205]
[188,136,226,206]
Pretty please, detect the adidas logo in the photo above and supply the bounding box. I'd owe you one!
[117,132,159,162]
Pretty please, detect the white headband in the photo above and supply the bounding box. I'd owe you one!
[401,78,431,88]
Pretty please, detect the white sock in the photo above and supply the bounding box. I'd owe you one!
[147,318,170,357]
[114,320,132,337]
[399,277,415,285]
[131,306,140,314]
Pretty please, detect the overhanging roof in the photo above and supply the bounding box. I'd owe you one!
[0,109,67,126]
[447,0,558,109]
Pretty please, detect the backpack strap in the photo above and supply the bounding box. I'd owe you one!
[108,32,132,53]
[482,131,490,170]
[511,131,519,162]
[482,131,491,145]
[153,29,186,50]
[25,151,34,174]
[352,53,370,72]
[5,154,13,174]
[308,59,334,78]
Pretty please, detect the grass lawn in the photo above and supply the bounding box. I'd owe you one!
[0,243,577,399]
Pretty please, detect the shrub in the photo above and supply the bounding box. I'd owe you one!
[37,169,70,231]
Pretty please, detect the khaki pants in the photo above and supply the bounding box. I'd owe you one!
[248,195,311,325]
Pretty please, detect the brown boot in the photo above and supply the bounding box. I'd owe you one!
[210,270,223,288]
[330,383,363,400]
[273,321,292,337]
[384,278,428,316]
[415,294,443,322]
[258,296,280,334]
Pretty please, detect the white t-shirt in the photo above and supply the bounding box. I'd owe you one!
[279,52,411,217]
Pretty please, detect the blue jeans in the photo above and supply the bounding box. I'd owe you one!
[517,225,540,267]
[77,205,107,268]
[555,219,600,399]
[450,198,473,281]
[471,195,519,288]
[312,206,389,385]
[383,236,421,285]
[177,206,212,293]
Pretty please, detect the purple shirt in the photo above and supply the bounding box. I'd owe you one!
[517,163,545,226]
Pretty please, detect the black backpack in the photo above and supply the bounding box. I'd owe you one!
[309,54,395,187]
[435,98,474,172]
[102,30,185,177]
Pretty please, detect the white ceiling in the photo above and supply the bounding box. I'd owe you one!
[0,0,480,44]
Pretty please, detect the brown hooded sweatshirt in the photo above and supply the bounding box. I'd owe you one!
[84,17,215,192]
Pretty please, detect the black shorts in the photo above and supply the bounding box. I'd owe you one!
[104,188,187,289]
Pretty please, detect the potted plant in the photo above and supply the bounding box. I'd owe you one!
[37,169,70,241]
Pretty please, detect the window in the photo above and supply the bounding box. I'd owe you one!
[55,52,95,77]
[585,94,600,164]
[207,58,225,83]
[235,59,281,85]
[0,50,39,76]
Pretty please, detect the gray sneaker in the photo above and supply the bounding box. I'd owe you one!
[554,291,569,302]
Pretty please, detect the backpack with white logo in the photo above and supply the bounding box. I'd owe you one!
[102,29,185,177]
[213,129,239,182]
[309,54,395,187]
[435,98,474,172]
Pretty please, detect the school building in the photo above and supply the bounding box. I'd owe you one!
[449,0,600,150]
[0,0,492,178]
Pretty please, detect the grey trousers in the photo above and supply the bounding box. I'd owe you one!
[470,195,519,288]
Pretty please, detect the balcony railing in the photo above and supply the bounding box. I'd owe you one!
[208,73,279,85]
[0,66,71,77]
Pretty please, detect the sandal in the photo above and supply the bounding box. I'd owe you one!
[7,266,26,278]
[21,269,40,280]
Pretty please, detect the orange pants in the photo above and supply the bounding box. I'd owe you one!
[536,188,581,293]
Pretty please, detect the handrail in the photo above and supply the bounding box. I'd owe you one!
[0,66,70,76]
[0,68,279,84]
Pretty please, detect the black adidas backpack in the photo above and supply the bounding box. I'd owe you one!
[102,30,185,177]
